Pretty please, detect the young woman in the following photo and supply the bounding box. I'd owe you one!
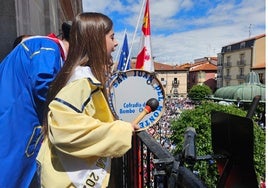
[37,12,139,187]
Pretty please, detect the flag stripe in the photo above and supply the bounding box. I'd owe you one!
[142,0,150,36]
[135,0,154,72]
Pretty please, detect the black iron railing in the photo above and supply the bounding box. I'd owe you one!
[112,129,205,188]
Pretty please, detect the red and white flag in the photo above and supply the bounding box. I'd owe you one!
[136,0,154,72]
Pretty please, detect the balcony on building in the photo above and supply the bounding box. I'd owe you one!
[237,60,246,66]
[225,61,232,68]
[217,75,222,79]
[224,75,232,80]
[236,74,245,80]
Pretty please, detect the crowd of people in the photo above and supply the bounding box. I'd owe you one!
[146,97,195,152]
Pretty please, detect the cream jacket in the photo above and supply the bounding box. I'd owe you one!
[37,66,133,188]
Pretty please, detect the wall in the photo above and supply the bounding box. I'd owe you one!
[157,71,188,97]
[0,1,17,60]
[0,0,82,61]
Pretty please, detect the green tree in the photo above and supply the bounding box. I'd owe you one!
[170,101,265,187]
[188,84,212,101]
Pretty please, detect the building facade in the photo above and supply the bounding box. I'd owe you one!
[217,34,266,88]
[188,57,217,92]
[129,60,188,98]
[0,0,82,61]
[154,62,188,98]
[251,34,266,84]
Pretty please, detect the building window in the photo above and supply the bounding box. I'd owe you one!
[198,71,205,79]
[160,77,167,87]
[173,78,179,88]
[218,68,222,75]
[226,56,231,66]
[227,56,231,62]
[202,72,205,79]
[259,73,264,84]
[227,45,231,51]
[240,68,244,75]
[238,53,245,65]
[240,42,245,48]
[240,53,245,61]
[226,69,230,76]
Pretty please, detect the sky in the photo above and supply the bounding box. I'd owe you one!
[82,0,265,65]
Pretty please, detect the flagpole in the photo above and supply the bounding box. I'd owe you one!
[111,28,127,73]
[126,0,146,70]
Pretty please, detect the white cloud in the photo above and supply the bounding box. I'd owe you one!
[82,0,265,64]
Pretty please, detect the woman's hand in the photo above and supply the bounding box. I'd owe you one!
[131,123,140,132]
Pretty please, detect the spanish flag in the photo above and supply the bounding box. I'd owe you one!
[136,0,154,72]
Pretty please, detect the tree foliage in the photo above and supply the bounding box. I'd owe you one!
[188,84,212,101]
[170,101,265,187]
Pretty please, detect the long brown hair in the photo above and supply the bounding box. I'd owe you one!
[43,12,114,134]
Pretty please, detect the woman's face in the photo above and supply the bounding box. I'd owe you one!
[106,29,118,57]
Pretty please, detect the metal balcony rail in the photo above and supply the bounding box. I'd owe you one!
[119,131,206,188]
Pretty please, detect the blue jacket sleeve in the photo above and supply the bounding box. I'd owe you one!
[27,44,62,121]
